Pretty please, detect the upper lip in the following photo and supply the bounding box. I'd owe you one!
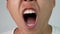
[22,7,36,14]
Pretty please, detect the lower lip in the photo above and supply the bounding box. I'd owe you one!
[25,23,36,29]
[26,25,36,29]
[25,19,37,29]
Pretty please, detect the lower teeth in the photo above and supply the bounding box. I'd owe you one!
[27,24,34,26]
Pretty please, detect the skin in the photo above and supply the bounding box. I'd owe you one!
[7,0,55,34]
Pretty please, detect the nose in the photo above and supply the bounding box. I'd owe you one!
[23,0,36,1]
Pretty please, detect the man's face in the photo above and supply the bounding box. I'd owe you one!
[7,0,55,32]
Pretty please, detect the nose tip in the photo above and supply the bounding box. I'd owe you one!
[24,0,35,1]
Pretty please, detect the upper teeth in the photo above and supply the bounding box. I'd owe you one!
[24,10,35,14]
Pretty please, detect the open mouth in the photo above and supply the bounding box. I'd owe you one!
[23,9,37,29]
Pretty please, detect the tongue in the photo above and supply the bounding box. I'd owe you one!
[26,18,36,28]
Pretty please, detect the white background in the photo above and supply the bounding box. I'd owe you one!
[0,0,60,33]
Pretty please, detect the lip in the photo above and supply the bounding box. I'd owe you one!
[22,8,37,15]
[22,7,37,17]
[22,7,37,29]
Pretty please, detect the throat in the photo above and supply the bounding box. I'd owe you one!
[41,25,52,34]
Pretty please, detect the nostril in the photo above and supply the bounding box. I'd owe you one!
[24,0,27,1]
[30,0,33,1]
[24,0,33,1]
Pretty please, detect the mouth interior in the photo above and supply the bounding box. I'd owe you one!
[23,13,36,24]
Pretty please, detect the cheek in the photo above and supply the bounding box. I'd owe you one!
[7,0,20,18]
[36,0,52,24]
[7,0,22,17]
[37,0,48,8]
[37,0,52,14]
[7,0,21,12]
[7,0,24,25]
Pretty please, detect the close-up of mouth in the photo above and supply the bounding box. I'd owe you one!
[23,8,37,29]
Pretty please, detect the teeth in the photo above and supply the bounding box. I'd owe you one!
[24,10,35,14]
[27,24,34,26]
